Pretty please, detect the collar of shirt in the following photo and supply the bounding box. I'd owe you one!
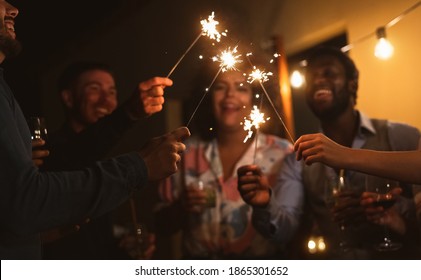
[203,134,269,179]
[352,111,376,149]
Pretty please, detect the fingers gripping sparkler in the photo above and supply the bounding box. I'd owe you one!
[167,12,227,78]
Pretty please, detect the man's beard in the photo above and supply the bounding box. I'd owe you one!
[308,88,351,122]
[0,30,22,59]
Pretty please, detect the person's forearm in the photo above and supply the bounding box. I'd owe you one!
[346,149,421,184]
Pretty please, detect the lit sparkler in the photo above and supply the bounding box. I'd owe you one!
[212,46,242,72]
[167,12,227,78]
[245,53,295,144]
[242,105,269,143]
[247,67,273,84]
[200,12,227,42]
[186,46,243,128]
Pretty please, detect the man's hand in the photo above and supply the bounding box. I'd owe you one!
[139,127,190,182]
[125,77,173,120]
[31,139,49,167]
[331,190,365,226]
[360,187,405,234]
[237,165,271,208]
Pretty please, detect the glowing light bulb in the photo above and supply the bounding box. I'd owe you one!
[317,237,326,251]
[375,38,394,59]
[375,27,394,60]
[307,238,317,254]
[290,70,305,88]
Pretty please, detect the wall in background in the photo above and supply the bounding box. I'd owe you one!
[270,0,421,132]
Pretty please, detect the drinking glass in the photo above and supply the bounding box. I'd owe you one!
[365,175,402,252]
[189,180,216,210]
[325,169,349,252]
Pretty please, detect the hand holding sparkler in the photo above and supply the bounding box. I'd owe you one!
[237,165,271,208]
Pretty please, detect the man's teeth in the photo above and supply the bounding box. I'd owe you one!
[315,89,332,97]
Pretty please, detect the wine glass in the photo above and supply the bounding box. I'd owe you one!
[365,175,402,252]
[324,169,349,252]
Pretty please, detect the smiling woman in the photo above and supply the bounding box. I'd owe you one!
[153,48,294,259]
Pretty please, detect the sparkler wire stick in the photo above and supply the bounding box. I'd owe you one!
[245,54,295,144]
[167,12,225,78]
[253,96,264,165]
[187,45,241,127]
[258,80,295,144]
[186,66,223,128]
[167,32,202,78]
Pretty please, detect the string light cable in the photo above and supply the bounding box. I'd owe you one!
[341,1,421,53]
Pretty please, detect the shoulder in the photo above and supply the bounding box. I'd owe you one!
[385,120,420,135]
[382,119,420,150]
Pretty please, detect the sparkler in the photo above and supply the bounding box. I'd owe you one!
[211,46,242,72]
[244,67,271,163]
[166,12,227,78]
[242,105,269,143]
[186,46,242,128]
[244,53,295,144]
[257,79,295,144]
[247,67,273,84]
[243,57,273,149]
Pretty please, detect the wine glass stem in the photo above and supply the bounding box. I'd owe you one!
[338,222,348,252]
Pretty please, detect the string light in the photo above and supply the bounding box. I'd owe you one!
[341,1,420,58]
[290,1,420,87]
[374,27,394,60]
[290,70,305,88]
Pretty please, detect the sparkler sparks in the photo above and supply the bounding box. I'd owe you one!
[167,12,226,78]
[186,46,242,128]
[243,52,295,144]
[247,67,273,84]
[200,12,227,42]
[212,46,242,72]
[242,106,270,143]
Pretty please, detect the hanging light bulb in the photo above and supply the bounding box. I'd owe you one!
[290,70,305,88]
[374,27,394,60]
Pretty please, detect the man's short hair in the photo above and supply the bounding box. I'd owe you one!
[306,46,359,81]
[57,61,113,92]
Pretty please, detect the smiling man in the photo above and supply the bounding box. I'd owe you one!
[239,46,421,259]
[0,0,189,259]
